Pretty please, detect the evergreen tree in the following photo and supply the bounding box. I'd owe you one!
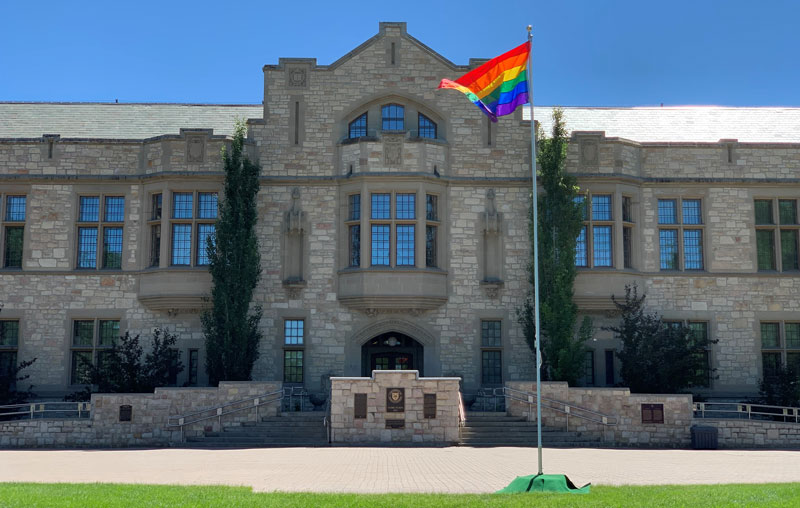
[605,284,717,393]
[518,108,587,385]
[202,121,263,384]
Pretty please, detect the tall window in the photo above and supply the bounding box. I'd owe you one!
[283,319,305,384]
[657,198,704,270]
[622,196,634,269]
[418,113,437,139]
[583,350,595,386]
[148,193,162,267]
[426,194,439,268]
[170,191,217,266]
[77,195,125,269]
[2,195,26,268]
[369,192,418,267]
[761,321,800,379]
[0,320,19,384]
[480,320,502,385]
[574,194,613,268]
[187,348,199,386]
[70,319,119,384]
[756,199,799,272]
[347,194,361,267]
[381,104,404,131]
[348,112,367,139]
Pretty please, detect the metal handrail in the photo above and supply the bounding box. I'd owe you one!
[457,392,467,427]
[694,401,800,423]
[323,391,332,443]
[166,389,283,441]
[0,401,91,420]
[477,387,617,427]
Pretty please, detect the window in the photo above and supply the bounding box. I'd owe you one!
[687,321,712,387]
[0,320,19,384]
[381,104,404,131]
[348,112,367,139]
[147,193,162,267]
[761,321,800,379]
[480,320,502,385]
[604,350,615,386]
[584,350,595,386]
[70,319,119,384]
[622,196,634,269]
[657,198,704,270]
[369,192,417,267]
[283,319,305,384]
[418,113,437,139]
[574,194,613,267]
[347,194,361,268]
[187,348,199,386]
[2,195,26,268]
[426,194,439,268]
[756,199,799,271]
[169,191,217,267]
[77,195,124,269]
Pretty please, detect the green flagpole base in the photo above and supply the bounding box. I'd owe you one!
[496,474,591,494]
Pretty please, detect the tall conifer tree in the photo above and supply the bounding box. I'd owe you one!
[202,122,262,384]
[519,108,588,384]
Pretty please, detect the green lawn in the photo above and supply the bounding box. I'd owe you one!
[1,483,799,508]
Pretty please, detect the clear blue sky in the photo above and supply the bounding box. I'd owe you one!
[1,0,798,106]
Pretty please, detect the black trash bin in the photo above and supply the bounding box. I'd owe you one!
[691,425,718,449]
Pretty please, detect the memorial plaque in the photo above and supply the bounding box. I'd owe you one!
[385,419,405,429]
[386,387,405,413]
[423,393,437,419]
[641,403,664,424]
[354,393,367,419]
[119,404,132,422]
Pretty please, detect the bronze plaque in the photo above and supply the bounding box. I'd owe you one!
[423,393,437,419]
[385,419,405,429]
[119,404,132,422]
[354,393,367,419]
[386,388,405,413]
[641,403,664,424]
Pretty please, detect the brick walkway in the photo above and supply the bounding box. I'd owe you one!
[2,446,799,493]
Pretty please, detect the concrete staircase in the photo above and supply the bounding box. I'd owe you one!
[460,412,601,447]
[185,412,329,448]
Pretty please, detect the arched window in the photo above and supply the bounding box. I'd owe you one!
[348,112,367,139]
[418,113,437,139]
[381,104,405,131]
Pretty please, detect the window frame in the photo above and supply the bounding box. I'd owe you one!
[167,190,218,268]
[69,318,120,386]
[0,320,20,386]
[381,104,405,131]
[418,113,437,139]
[574,193,614,268]
[480,320,503,386]
[2,194,27,269]
[283,318,305,385]
[348,112,368,139]
[657,197,705,271]
[76,194,125,270]
[755,198,800,272]
[760,321,800,380]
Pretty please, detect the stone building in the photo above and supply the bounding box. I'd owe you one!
[1,22,799,400]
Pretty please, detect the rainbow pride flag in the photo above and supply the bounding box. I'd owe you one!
[438,41,530,122]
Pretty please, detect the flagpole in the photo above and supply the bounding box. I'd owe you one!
[526,24,543,476]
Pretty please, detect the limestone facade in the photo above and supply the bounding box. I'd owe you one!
[1,22,799,400]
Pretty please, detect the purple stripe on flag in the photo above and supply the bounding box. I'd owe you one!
[494,92,529,117]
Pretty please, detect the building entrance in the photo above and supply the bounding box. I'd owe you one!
[361,332,423,376]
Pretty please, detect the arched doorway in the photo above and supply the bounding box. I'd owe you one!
[361,332,424,377]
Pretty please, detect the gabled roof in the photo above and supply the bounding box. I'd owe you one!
[529,106,800,143]
[0,102,262,140]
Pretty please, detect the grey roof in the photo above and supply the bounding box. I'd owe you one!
[528,106,800,143]
[2,102,800,143]
[0,103,263,140]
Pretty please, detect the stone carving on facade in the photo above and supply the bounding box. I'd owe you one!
[383,134,403,167]
[580,138,599,167]
[283,187,306,294]
[287,67,307,88]
[187,137,205,163]
[481,189,504,295]
[362,307,425,318]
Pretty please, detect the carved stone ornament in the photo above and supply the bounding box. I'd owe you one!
[482,188,501,234]
[362,308,425,317]
[480,280,504,299]
[383,135,403,167]
[286,187,305,234]
[187,137,205,163]
[580,139,598,166]
[167,307,204,317]
[287,67,307,88]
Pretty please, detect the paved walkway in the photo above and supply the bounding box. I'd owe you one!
[1,446,799,493]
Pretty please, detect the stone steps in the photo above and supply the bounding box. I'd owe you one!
[460,412,599,447]
[184,412,329,448]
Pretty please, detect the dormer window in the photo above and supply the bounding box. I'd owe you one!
[348,112,367,139]
[418,114,437,139]
[382,104,404,131]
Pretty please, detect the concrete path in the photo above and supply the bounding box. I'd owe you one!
[1,447,799,493]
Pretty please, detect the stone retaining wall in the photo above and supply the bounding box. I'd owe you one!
[0,381,281,448]
[330,371,460,444]
[698,419,800,449]
[506,381,693,447]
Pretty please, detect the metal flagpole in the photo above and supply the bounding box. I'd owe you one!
[526,24,543,476]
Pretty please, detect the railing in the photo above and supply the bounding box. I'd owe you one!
[694,402,800,423]
[0,401,91,421]
[166,389,283,442]
[457,392,467,427]
[323,391,332,443]
[283,386,310,412]
[462,387,617,427]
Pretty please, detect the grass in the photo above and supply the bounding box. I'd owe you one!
[1,482,800,508]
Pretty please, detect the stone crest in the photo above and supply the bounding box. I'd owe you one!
[383,135,403,167]
[287,67,307,88]
[187,137,205,163]
[580,139,599,167]
[386,388,405,412]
